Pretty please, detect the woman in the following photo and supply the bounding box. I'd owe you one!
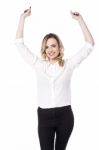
[15,7,94,150]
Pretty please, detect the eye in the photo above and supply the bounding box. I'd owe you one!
[51,44,56,48]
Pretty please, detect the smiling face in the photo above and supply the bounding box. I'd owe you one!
[41,33,64,66]
[45,38,60,61]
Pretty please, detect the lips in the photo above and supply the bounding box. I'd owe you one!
[48,52,55,56]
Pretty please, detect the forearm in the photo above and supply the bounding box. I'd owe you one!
[16,16,25,39]
[78,17,95,45]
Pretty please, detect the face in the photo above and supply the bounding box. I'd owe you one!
[45,38,60,61]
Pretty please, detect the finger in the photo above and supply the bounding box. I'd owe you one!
[70,10,79,16]
[72,12,79,16]
[74,12,79,16]
[24,7,31,13]
[24,9,28,13]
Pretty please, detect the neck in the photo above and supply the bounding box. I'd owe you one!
[49,59,58,64]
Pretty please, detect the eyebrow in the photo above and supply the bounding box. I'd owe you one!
[46,44,56,47]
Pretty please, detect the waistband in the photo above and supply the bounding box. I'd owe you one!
[38,105,71,111]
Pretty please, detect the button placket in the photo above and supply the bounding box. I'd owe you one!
[51,77,55,107]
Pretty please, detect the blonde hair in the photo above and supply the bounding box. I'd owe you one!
[41,33,65,67]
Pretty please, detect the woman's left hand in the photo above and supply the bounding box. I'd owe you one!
[70,11,83,21]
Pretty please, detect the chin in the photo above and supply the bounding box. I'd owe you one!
[48,57,57,60]
[47,55,57,59]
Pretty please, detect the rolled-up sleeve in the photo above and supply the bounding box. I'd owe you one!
[67,42,94,70]
[15,38,43,70]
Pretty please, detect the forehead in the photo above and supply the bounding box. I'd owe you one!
[46,38,58,45]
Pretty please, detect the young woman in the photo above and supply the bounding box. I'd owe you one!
[15,7,94,150]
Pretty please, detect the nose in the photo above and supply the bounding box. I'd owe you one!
[48,45,52,49]
[47,46,53,51]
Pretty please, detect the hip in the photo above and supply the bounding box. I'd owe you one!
[37,105,74,127]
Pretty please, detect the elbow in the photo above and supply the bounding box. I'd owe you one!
[86,39,95,47]
[90,37,95,46]
[92,40,95,46]
[90,38,95,46]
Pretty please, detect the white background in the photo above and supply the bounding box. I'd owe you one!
[0,0,99,150]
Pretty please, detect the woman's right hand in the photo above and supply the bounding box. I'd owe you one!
[20,7,31,19]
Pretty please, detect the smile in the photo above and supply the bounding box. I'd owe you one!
[48,52,55,56]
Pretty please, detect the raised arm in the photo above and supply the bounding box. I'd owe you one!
[15,7,42,70]
[67,11,95,70]
[70,11,95,45]
[16,7,31,38]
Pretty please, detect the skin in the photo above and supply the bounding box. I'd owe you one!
[45,38,60,63]
[16,7,95,64]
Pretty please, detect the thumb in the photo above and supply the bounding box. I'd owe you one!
[24,6,31,13]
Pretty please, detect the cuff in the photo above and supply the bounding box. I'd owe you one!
[85,42,94,50]
[15,38,24,44]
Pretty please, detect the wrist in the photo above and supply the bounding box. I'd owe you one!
[78,16,84,23]
[20,14,26,20]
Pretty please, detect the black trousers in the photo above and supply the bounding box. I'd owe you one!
[37,105,74,150]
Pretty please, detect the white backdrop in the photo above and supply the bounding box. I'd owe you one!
[0,0,99,150]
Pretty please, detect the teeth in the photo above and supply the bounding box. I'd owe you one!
[49,53,55,56]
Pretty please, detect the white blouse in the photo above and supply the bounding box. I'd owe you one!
[15,38,94,108]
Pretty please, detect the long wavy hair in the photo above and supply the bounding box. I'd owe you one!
[40,33,65,67]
